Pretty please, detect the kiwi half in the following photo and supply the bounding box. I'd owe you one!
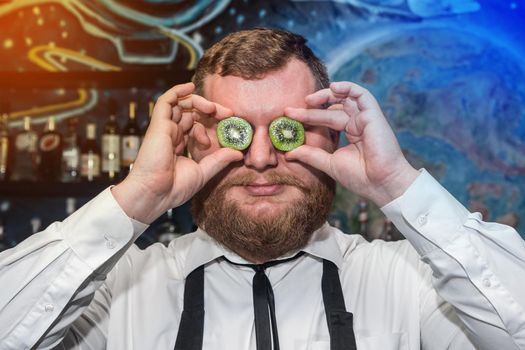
[269,116,305,151]
[217,116,253,151]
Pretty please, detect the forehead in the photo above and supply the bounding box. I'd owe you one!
[203,60,316,124]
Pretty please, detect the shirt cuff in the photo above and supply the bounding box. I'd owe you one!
[60,187,149,271]
[380,169,470,256]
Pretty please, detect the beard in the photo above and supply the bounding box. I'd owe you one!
[191,167,335,263]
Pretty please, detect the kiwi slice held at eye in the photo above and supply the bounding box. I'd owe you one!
[269,116,305,151]
[217,116,253,150]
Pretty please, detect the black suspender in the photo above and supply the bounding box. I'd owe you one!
[174,265,205,350]
[322,260,357,350]
[174,258,357,350]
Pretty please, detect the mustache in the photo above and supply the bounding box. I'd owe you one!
[219,172,309,192]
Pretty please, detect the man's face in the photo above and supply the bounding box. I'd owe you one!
[190,59,337,262]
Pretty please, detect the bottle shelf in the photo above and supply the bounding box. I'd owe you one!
[0,180,115,198]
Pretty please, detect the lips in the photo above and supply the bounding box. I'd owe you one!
[243,183,285,196]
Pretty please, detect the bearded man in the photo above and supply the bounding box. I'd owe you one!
[1,28,524,350]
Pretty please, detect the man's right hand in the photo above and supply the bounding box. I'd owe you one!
[111,82,243,224]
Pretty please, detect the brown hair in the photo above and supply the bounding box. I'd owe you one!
[192,28,329,94]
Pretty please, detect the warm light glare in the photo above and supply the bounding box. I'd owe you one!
[3,39,14,49]
[32,6,41,16]
[4,39,14,49]
[37,17,44,26]
[61,31,68,39]
[25,37,33,46]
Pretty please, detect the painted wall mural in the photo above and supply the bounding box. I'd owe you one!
[1,0,524,240]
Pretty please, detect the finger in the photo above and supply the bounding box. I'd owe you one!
[305,82,381,112]
[188,95,217,115]
[179,111,195,133]
[285,107,350,131]
[284,145,334,179]
[175,137,186,155]
[213,103,235,120]
[330,81,381,111]
[171,105,182,123]
[333,99,360,118]
[198,148,243,184]
[328,103,344,111]
[304,88,348,107]
[150,101,174,127]
[151,83,195,127]
[157,82,195,106]
[190,122,211,148]
[192,101,234,125]
[170,123,184,150]
[177,95,216,124]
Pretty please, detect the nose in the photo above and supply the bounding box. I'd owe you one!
[244,127,278,170]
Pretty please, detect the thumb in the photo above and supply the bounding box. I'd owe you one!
[198,148,244,184]
[285,145,334,178]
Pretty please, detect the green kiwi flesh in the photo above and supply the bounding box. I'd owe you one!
[217,117,253,150]
[269,116,304,151]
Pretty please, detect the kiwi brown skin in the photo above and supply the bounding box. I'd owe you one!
[269,116,305,152]
[217,116,253,151]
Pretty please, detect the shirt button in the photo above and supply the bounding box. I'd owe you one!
[44,304,54,312]
[106,239,115,249]
[417,214,428,226]
[483,278,491,288]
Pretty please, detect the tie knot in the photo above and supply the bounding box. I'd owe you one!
[253,264,267,273]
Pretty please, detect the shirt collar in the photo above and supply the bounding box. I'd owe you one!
[182,229,226,278]
[182,222,344,278]
[302,222,344,269]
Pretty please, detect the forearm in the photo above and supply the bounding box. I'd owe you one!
[0,188,147,349]
[382,169,525,349]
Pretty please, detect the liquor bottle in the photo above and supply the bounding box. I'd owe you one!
[121,102,140,175]
[11,116,39,181]
[80,122,101,181]
[61,118,80,182]
[65,197,76,216]
[0,107,10,181]
[0,200,10,252]
[141,101,154,143]
[156,208,183,246]
[38,116,63,181]
[102,100,121,180]
[357,199,370,240]
[30,217,42,235]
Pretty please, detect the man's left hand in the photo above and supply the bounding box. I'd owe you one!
[285,81,420,207]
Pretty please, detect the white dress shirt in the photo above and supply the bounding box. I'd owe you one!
[1,170,524,350]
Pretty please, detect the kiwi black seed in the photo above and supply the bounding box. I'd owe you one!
[269,116,305,151]
[217,117,253,150]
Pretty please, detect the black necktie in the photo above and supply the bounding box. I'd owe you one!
[224,252,305,350]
